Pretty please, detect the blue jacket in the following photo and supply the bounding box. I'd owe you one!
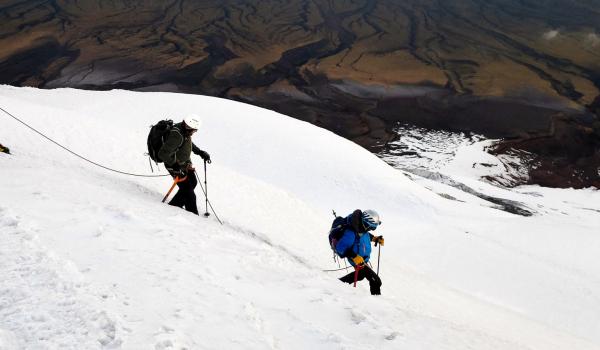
[335,228,372,266]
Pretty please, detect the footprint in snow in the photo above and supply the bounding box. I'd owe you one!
[92,311,121,347]
[104,206,134,222]
[350,310,367,324]
[386,331,402,340]
[154,325,190,350]
[155,339,174,350]
[0,211,19,228]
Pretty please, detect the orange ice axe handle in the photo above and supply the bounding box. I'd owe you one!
[162,175,187,203]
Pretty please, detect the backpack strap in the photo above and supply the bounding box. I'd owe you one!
[170,124,185,149]
[350,209,364,233]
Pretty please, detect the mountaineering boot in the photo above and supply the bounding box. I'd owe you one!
[340,265,382,295]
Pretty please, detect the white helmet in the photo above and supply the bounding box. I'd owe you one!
[183,114,202,130]
[362,209,381,231]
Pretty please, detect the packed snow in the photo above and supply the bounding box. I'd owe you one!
[1,86,599,349]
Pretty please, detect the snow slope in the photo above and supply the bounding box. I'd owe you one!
[1,86,599,349]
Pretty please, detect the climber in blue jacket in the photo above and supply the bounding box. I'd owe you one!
[335,209,384,295]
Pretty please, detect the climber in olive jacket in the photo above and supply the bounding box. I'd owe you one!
[158,114,210,215]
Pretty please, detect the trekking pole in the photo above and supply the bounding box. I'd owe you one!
[203,160,210,217]
[377,244,381,276]
[162,176,187,203]
[194,170,223,225]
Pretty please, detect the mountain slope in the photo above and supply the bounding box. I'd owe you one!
[2,1,600,188]
[1,86,599,349]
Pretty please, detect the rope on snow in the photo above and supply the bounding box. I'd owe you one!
[0,106,169,178]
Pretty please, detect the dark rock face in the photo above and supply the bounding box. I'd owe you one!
[0,37,79,87]
[490,112,600,188]
[1,0,599,187]
[589,96,600,117]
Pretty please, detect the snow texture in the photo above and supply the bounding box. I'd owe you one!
[1,86,599,349]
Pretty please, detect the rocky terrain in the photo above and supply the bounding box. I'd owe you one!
[1,0,599,187]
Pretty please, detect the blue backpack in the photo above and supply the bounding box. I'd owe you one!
[328,210,363,256]
[328,215,349,251]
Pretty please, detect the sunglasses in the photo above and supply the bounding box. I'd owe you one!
[365,221,381,230]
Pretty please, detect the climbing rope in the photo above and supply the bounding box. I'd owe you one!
[322,267,351,272]
[322,261,373,273]
[0,106,169,177]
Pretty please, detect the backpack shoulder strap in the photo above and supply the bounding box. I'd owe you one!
[350,209,363,233]
[168,124,185,148]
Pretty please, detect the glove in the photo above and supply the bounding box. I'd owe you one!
[197,150,211,163]
[373,236,384,247]
[351,255,365,266]
[185,161,195,172]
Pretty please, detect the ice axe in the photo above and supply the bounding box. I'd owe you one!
[353,264,364,287]
[162,175,187,203]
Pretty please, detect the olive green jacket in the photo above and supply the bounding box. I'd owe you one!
[157,123,202,168]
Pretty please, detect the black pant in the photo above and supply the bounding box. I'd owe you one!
[169,170,198,215]
[340,265,382,295]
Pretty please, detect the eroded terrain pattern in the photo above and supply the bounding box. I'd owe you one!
[1,0,599,187]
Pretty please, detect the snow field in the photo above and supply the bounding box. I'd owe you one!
[1,86,599,349]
